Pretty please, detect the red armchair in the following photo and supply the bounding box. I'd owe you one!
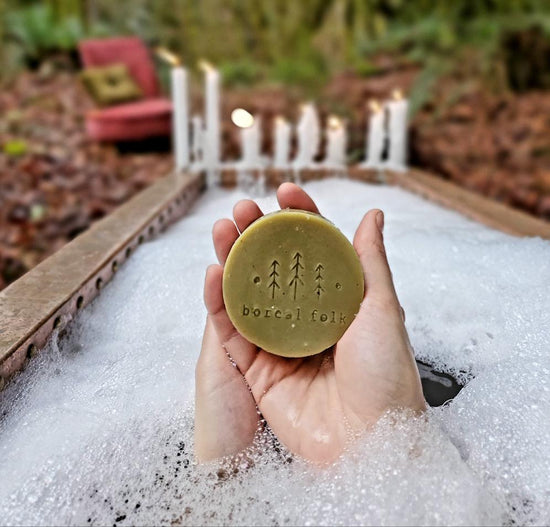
[79,37,172,142]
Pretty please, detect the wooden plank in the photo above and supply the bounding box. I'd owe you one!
[219,167,381,188]
[388,169,550,239]
[0,171,205,386]
[218,166,550,238]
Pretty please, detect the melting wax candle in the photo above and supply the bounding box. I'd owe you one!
[200,60,220,174]
[191,115,204,165]
[294,103,320,168]
[324,116,347,168]
[232,109,262,168]
[273,116,291,168]
[171,66,189,171]
[363,99,385,168]
[386,89,409,171]
[157,48,189,171]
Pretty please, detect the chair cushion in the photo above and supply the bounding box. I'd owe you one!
[78,37,160,98]
[88,98,172,121]
[80,63,143,106]
[85,98,172,141]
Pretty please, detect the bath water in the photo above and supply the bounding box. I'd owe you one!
[1,179,549,526]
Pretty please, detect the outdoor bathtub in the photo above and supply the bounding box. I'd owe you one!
[1,169,549,526]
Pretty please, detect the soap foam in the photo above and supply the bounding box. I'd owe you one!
[1,179,549,525]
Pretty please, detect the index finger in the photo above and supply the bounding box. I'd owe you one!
[276,182,320,214]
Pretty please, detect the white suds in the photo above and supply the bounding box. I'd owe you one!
[1,179,549,526]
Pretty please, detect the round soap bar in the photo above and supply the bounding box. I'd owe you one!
[223,210,364,357]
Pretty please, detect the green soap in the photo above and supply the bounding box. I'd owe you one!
[223,210,364,357]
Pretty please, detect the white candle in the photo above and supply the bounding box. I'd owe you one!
[273,116,291,168]
[294,102,320,168]
[294,104,307,165]
[191,115,204,165]
[308,103,321,163]
[156,47,189,172]
[386,89,409,171]
[242,118,261,167]
[323,116,347,167]
[363,99,385,168]
[232,108,261,168]
[200,60,221,172]
[171,66,189,171]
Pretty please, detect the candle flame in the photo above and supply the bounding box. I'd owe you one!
[327,115,341,130]
[155,47,181,67]
[198,59,215,73]
[392,88,403,101]
[231,108,254,129]
[368,99,381,113]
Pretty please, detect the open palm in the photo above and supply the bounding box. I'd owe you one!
[195,183,425,464]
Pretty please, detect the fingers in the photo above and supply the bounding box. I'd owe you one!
[212,219,239,264]
[204,264,236,342]
[203,265,225,316]
[203,264,258,373]
[233,199,263,233]
[214,184,317,264]
[277,182,320,213]
[212,200,263,264]
[353,210,399,304]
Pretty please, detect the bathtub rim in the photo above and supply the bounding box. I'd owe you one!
[1,166,549,391]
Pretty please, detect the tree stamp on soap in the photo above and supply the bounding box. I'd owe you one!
[268,259,280,299]
[289,252,304,301]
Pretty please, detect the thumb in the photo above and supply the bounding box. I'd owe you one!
[353,210,399,306]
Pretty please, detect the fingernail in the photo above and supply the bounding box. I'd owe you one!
[376,211,384,232]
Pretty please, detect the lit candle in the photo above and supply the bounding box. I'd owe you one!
[273,116,291,168]
[199,60,221,174]
[362,99,385,169]
[293,102,320,168]
[191,114,204,166]
[386,89,409,171]
[156,47,189,172]
[309,103,321,164]
[232,108,262,168]
[323,115,347,168]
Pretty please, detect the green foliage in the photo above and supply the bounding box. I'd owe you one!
[220,60,263,88]
[270,53,328,91]
[5,3,86,64]
[354,60,382,78]
[2,0,550,100]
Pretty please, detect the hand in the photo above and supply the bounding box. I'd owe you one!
[195,183,426,464]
